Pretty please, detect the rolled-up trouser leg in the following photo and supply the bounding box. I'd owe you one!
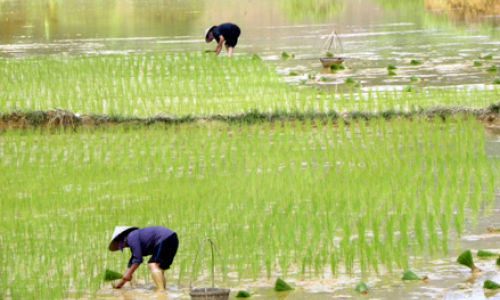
[151,270,166,290]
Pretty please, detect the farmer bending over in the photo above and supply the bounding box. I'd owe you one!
[109,226,179,290]
[205,23,241,57]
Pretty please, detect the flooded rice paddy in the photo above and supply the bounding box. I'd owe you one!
[2,1,500,300]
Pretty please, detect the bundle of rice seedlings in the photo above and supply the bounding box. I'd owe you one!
[236,291,252,298]
[274,278,294,292]
[487,66,497,73]
[410,76,421,84]
[457,250,481,273]
[477,250,497,257]
[104,269,123,281]
[484,280,500,290]
[354,282,369,294]
[281,52,294,60]
[402,270,428,281]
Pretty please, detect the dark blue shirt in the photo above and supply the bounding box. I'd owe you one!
[212,23,241,47]
[126,227,175,267]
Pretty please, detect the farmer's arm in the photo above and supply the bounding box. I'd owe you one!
[114,264,140,288]
[214,35,225,55]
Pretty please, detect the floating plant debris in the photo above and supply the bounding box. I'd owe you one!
[274,278,294,292]
[457,250,481,273]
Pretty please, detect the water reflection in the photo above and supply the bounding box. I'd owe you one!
[0,0,205,44]
[277,0,345,21]
[425,0,500,26]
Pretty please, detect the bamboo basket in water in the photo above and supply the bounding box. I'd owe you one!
[320,30,344,68]
[189,239,230,300]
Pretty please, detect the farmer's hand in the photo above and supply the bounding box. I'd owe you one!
[113,276,132,289]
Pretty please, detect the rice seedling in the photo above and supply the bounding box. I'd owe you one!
[236,290,252,297]
[354,282,369,294]
[103,269,123,281]
[480,54,494,60]
[281,52,294,60]
[493,78,500,84]
[402,270,428,281]
[275,278,294,291]
[410,59,422,65]
[486,66,497,73]
[477,250,498,257]
[457,250,481,273]
[2,48,500,299]
[330,64,345,71]
[474,61,483,67]
[484,280,500,290]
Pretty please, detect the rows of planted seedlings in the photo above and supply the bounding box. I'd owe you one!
[1,52,499,118]
[1,117,499,299]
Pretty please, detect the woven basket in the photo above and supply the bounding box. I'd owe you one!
[190,288,230,300]
[319,57,344,68]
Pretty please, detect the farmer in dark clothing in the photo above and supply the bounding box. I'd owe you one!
[109,226,179,290]
[205,23,241,57]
